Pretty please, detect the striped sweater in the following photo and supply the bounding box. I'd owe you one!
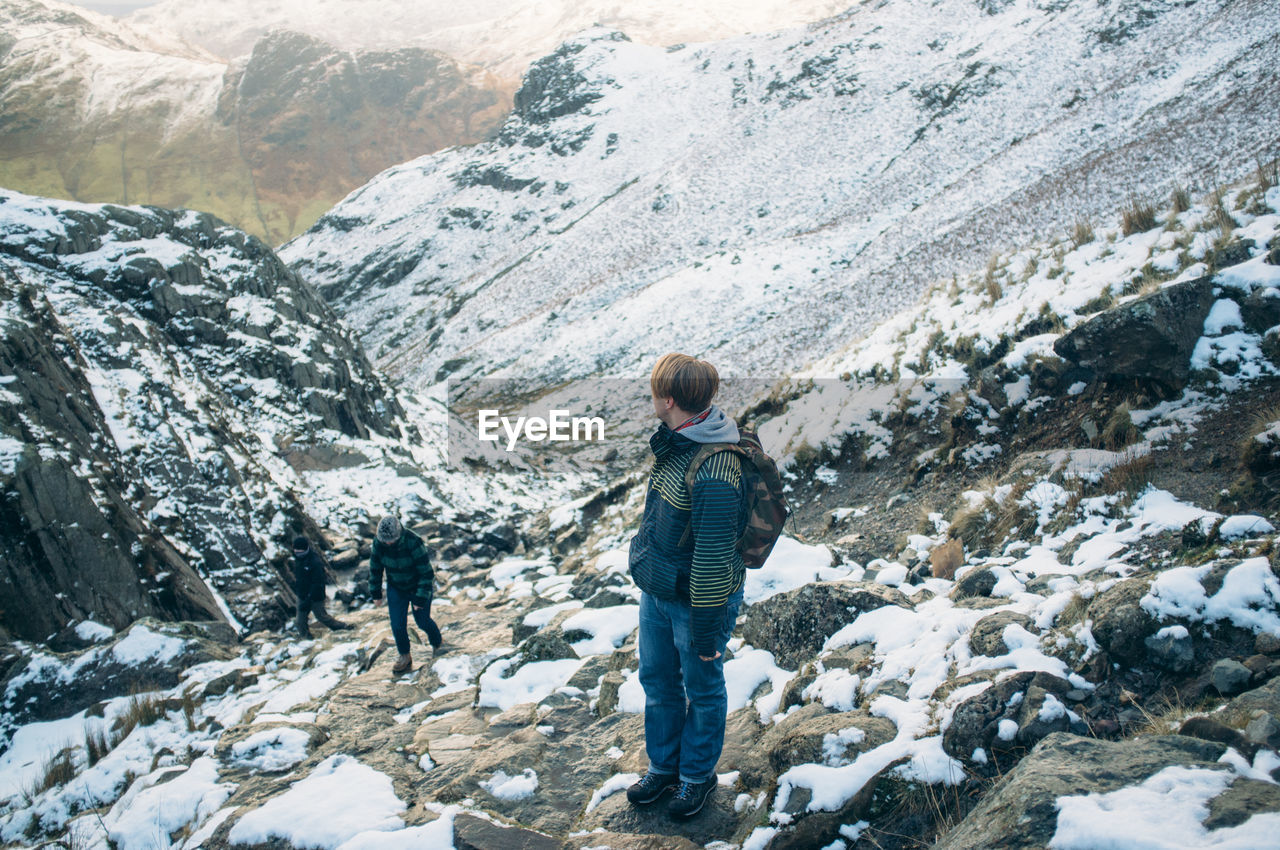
[629,422,747,656]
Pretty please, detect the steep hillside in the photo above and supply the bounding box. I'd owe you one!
[129,0,853,78]
[0,0,511,244]
[2,177,1279,850]
[0,189,531,643]
[283,0,1280,401]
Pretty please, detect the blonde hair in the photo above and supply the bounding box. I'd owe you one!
[650,353,719,413]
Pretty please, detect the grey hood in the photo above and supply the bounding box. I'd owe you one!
[678,404,740,444]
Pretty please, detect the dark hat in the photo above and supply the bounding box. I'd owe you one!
[292,536,309,553]
[376,515,402,544]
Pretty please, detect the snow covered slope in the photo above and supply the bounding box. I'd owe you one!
[128,0,852,77]
[0,0,510,244]
[0,189,426,638]
[282,0,1280,401]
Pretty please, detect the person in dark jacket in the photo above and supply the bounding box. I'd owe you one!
[370,515,442,674]
[293,535,351,638]
[626,353,747,819]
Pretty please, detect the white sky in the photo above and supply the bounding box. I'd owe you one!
[66,1,157,13]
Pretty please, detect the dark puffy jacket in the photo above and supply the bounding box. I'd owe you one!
[629,422,746,656]
[370,528,434,604]
[293,548,328,604]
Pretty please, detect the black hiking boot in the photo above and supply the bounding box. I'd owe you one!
[625,772,678,806]
[667,778,716,818]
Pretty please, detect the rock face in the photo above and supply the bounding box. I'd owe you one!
[937,733,1231,850]
[0,191,412,638]
[1053,277,1216,393]
[0,3,512,244]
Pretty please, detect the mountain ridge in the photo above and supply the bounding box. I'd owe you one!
[283,0,1280,401]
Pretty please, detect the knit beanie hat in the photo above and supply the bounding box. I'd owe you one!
[292,536,309,553]
[376,515,402,544]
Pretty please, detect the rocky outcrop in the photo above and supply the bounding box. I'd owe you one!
[1,618,236,732]
[1053,276,1216,393]
[937,733,1239,850]
[741,581,911,669]
[0,192,415,639]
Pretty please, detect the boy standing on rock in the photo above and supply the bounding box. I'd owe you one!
[292,535,352,638]
[370,515,442,674]
[626,353,748,818]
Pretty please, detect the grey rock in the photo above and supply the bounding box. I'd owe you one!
[452,813,562,850]
[942,672,1073,767]
[1244,711,1280,750]
[937,734,1229,850]
[1204,778,1280,829]
[481,522,521,553]
[741,581,911,669]
[520,631,578,664]
[1241,289,1280,335]
[1212,659,1254,695]
[1052,276,1216,393]
[1087,577,1158,662]
[596,671,625,718]
[952,566,999,600]
[969,611,1036,656]
[1144,628,1196,672]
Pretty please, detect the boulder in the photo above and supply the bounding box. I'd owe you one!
[1086,577,1158,663]
[481,522,521,553]
[951,567,998,600]
[1144,628,1196,672]
[453,814,562,850]
[1244,711,1280,750]
[969,611,1036,656]
[941,672,1074,768]
[1052,276,1216,393]
[741,582,911,669]
[1212,659,1254,695]
[937,733,1230,850]
[1241,288,1280,334]
[520,631,578,664]
[1205,779,1280,829]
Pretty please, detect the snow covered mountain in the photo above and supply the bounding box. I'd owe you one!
[282,0,1280,402]
[0,0,510,244]
[128,0,853,78]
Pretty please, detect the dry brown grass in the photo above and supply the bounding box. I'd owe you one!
[1208,188,1236,234]
[84,722,114,767]
[113,693,165,740]
[931,538,965,579]
[1171,184,1191,214]
[1101,403,1139,450]
[1101,450,1155,505]
[1071,218,1095,247]
[1121,196,1158,235]
[27,749,77,801]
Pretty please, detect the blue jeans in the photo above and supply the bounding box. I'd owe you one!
[638,589,743,784]
[386,583,441,655]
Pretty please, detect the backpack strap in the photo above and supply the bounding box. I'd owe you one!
[676,443,746,549]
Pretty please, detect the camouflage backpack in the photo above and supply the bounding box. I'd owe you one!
[677,428,790,568]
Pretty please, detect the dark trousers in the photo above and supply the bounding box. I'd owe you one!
[295,597,344,636]
[386,583,441,655]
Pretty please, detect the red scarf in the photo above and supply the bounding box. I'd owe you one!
[674,408,711,431]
